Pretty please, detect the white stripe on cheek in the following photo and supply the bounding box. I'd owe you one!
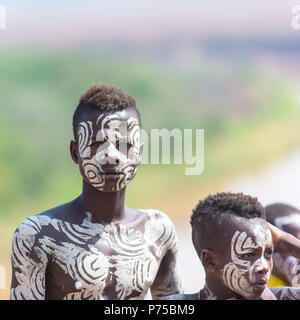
[222,231,255,296]
[248,226,272,283]
[231,231,255,270]
[78,121,93,158]
[223,226,272,297]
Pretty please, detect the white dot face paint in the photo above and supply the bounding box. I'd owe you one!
[222,222,273,299]
[78,113,141,192]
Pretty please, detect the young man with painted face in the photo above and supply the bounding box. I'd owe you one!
[162,192,300,300]
[10,83,182,300]
[266,203,300,288]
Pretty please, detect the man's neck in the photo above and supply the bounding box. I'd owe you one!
[200,278,277,300]
[79,180,126,224]
[200,278,240,300]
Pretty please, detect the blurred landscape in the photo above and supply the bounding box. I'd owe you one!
[1,0,300,298]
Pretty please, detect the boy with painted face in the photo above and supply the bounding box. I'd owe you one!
[266,203,300,288]
[162,192,300,300]
[10,83,182,300]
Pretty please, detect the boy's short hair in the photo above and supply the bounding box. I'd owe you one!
[72,83,140,140]
[265,203,300,228]
[190,192,265,256]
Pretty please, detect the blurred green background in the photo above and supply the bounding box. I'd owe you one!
[1,0,300,298]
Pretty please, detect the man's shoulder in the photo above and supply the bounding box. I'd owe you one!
[136,208,178,250]
[161,293,199,300]
[137,208,174,226]
[14,200,76,236]
[270,286,300,300]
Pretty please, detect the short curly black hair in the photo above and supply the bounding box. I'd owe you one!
[72,83,140,140]
[191,192,265,256]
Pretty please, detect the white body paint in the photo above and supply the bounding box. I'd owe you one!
[201,284,217,300]
[78,114,141,192]
[10,210,182,300]
[274,213,300,230]
[222,225,272,298]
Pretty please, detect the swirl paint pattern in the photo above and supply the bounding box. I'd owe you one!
[78,114,141,192]
[10,209,181,300]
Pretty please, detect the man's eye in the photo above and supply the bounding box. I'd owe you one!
[265,249,273,258]
[241,253,254,259]
[91,141,105,147]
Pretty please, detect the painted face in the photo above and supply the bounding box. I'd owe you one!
[77,110,142,192]
[222,220,274,299]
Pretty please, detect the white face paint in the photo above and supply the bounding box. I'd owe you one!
[222,223,273,299]
[77,113,141,192]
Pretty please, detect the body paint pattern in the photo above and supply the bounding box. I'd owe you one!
[10,210,181,300]
[78,115,141,192]
[273,252,300,287]
[201,284,217,300]
[222,226,272,298]
[271,286,300,300]
[274,213,300,230]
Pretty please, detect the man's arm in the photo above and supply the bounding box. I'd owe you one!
[150,245,183,300]
[272,252,300,287]
[270,286,300,300]
[10,218,49,300]
[268,223,300,259]
[149,212,183,300]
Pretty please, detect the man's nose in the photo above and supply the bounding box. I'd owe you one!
[255,259,269,275]
[104,143,121,165]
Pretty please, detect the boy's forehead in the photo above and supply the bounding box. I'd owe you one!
[226,217,271,244]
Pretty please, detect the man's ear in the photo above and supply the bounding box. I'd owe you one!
[70,140,79,164]
[201,249,218,273]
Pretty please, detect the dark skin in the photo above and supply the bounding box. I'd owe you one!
[199,219,300,300]
[10,107,182,300]
[162,217,300,300]
[268,222,300,261]
[199,218,274,300]
[268,222,300,286]
[200,220,300,300]
[50,108,143,298]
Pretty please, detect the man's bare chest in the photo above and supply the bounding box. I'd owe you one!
[42,215,164,299]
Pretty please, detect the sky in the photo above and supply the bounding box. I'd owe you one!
[0,0,300,47]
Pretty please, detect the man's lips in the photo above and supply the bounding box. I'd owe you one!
[252,280,268,290]
[99,171,124,179]
[99,170,124,175]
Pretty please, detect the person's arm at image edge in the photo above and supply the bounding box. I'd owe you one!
[10,220,48,300]
[268,223,300,260]
[150,245,183,300]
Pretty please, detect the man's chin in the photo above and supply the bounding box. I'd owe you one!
[92,181,129,193]
[237,287,267,300]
